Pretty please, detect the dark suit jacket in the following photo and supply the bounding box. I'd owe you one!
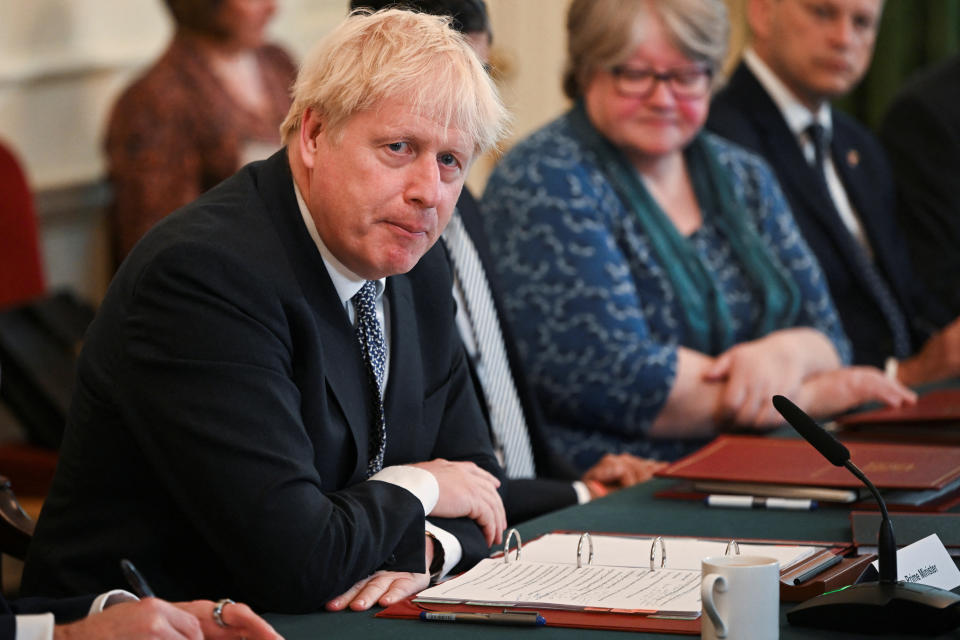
[0,593,94,639]
[21,150,501,613]
[880,55,960,317]
[707,63,950,366]
[453,190,580,524]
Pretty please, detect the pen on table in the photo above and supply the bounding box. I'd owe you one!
[419,611,546,626]
[120,558,156,598]
[704,494,817,511]
[792,554,843,585]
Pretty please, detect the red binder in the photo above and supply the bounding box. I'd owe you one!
[376,598,701,634]
[837,389,960,427]
[376,529,856,632]
[834,389,960,444]
[657,435,960,491]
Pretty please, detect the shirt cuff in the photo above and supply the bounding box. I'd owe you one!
[572,481,592,505]
[425,521,462,579]
[884,357,899,381]
[369,465,439,515]
[15,613,54,640]
[89,589,139,614]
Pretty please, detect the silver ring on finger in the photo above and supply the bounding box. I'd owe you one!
[213,598,235,627]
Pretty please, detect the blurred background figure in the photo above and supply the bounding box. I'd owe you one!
[880,53,960,318]
[482,0,913,471]
[105,0,295,265]
[708,0,960,388]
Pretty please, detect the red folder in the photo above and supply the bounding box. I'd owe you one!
[376,598,700,634]
[837,389,960,427]
[834,389,960,444]
[657,435,960,491]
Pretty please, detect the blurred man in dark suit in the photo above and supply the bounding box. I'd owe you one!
[708,0,960,386]
[880,54,960,318]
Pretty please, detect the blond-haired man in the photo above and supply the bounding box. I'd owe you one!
[23,9,508,614]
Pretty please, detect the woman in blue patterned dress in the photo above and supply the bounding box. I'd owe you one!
[481,0,914,470]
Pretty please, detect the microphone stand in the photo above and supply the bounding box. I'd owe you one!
[773,395,960,636]
[844,459,897,584]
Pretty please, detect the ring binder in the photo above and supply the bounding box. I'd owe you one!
[725,539,741,556]
[503,528,522,564]
[650,535,666,570]
[384,531,850,632]
[576,532,594,568]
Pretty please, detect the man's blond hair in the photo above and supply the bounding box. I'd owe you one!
[280,8,508,154]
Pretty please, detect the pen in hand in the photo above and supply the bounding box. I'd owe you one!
[120,558,156,598]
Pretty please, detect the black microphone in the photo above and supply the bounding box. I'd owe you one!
[772,395,960,635]
[772,394,849,465]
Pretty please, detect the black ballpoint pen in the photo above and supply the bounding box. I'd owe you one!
[121,558,156,598]
[792,554,843,585]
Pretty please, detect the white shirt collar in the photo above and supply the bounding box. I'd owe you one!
[292,179,385,306]
[743,48,832,139]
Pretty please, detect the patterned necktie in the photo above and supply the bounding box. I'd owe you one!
[444,212,536,479]
[805,123,912,359]
[352,280,387,476]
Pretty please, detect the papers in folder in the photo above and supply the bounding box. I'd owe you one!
[415,533,824,617]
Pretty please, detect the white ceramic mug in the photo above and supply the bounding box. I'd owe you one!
[701,555,780,640]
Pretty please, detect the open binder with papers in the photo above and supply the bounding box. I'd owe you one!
[377,529,851,633]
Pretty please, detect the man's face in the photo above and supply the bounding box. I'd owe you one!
[753,0,882,110]
[298,99,474,280]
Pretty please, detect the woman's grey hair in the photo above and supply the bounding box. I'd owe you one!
[563,0,729,100]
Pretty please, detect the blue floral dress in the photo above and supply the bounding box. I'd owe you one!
[481,109,851,469]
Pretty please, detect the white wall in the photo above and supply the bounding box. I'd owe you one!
[471,0,569,192]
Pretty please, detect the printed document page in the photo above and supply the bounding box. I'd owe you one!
[520,533,822,571]
[416,558,701,615]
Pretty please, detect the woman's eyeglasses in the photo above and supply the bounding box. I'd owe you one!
[609,65,713,100]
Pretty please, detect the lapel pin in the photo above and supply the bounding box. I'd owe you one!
[847,149,860,167]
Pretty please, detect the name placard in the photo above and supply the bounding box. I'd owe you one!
[872,534,960,591]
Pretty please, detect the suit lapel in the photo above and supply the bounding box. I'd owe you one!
[382,273,424,464]
[253,150,371,476]
[732,67,894,306]
[732,68,846,240]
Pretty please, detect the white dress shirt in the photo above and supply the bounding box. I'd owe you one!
[444,211,591,504]
[16,590,137,640]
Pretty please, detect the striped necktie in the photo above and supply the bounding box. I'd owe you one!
[805,123,912,359]
[352,280,387,476]
[443,212,536,479]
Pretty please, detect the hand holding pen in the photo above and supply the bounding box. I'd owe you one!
[115,559,284,640]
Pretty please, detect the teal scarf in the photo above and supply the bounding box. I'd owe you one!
[568,102,800,354]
